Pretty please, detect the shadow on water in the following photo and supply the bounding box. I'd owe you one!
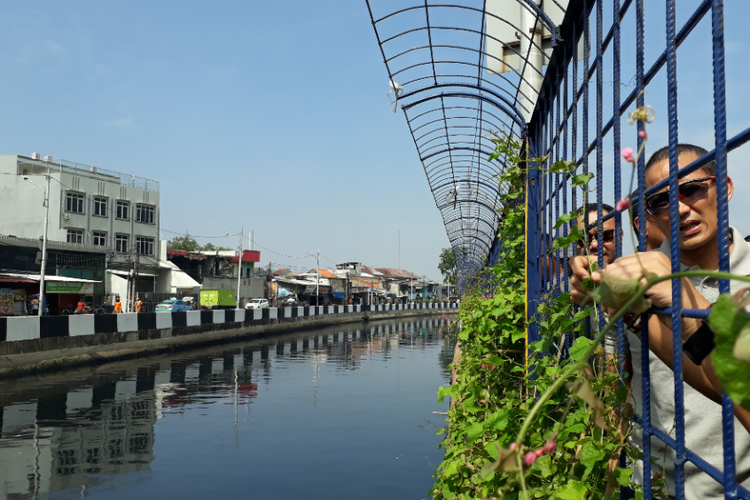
[0,317,457,500]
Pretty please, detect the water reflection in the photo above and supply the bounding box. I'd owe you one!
[0,318,455,500]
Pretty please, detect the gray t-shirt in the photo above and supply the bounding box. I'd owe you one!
[627,226,750,499]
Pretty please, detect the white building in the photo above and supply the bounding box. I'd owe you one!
[0,154,160,269]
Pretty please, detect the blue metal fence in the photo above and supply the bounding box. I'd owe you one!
[523,1,750,499]
[368,0,750,498]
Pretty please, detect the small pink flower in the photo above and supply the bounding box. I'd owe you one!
[616,198,630,212]
[621,147,634,163]
[523,451,538,467]
[542,440,557,455]
[638,130,647,138]
[509,443,516,451]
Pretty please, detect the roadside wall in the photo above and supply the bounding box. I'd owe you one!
[0,303,459,378]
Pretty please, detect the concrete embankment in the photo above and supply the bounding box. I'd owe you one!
[0,303,458,379]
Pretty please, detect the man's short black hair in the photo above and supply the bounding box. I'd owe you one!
[644,144,715,176]
[576,202,614,225]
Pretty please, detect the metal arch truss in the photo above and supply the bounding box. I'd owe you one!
[366,0,567,277]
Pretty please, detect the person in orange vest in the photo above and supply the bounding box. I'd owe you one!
[114,296,122,314]
[135,297,143,313]
[76,298,86,314]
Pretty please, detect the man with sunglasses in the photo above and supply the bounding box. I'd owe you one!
[575,203,618,264]
[569,144,750,499]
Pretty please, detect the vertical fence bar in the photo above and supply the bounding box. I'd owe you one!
[665,1,687,497]
[634,0,652,496]
[709,1,738,497]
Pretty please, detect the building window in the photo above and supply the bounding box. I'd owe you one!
[135,204,155,224]
[116,200,129,220]
[94,197,108,217]
[66,193,84,214]
[93,231,107,247]
[67,229,84,244]
[136,236,155,256]
[115,234,129,253]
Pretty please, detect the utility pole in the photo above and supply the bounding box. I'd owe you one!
[225,227,243,309]
[306,251,320,305]
[23,172,51,316]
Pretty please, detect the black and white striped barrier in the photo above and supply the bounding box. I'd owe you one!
[0,303,459,343]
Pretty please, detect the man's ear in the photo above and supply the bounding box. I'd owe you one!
[727,175,734,202]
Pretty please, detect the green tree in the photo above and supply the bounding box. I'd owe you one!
[168,235,200,251]
[438,247,462,284]
[201,242,231,252]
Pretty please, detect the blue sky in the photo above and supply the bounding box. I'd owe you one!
[0,1,748,277]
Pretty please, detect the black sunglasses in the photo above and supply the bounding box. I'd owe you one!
[645,176,716,215]
[577,229,615,248]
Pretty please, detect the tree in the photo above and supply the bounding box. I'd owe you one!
[438,247,463,284]
[168,235,200,251]
[201,242,231,252]
[167,236,230,252]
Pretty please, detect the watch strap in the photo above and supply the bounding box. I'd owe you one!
[683,320,715,365]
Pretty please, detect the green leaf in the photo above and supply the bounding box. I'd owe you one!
[568,337,594,362]
[512,329,527,343]
[548,159,577,174]
[611,467,634,487]
[553,480,589,499]
[550,226,584,254]
[553,211,581,230]
[709,291,750,410]
[438,385,454,404]
[567,379,607,430]
[571,172,595,188]
[466,422,484,444]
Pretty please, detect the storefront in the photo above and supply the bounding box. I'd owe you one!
[0,273,100,316]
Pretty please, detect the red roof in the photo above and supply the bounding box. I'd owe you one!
[230,250,261,263]
[375,268,420,279]
[311,269,336,278]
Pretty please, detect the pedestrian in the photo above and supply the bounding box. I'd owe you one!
[114,296,122,314]
[135,297,143,313]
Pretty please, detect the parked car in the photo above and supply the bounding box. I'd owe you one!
[156,299,192,311]
[245,298,269,310]
[282,297,301,307]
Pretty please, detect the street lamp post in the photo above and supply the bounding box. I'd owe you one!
[24,174,50,316]
[306,251,320,305]
[225,227,243,309]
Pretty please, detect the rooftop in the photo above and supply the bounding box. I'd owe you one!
[16,155,160,192]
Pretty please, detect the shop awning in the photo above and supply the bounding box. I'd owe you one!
[107,269,158,278]
[0,273,100,283]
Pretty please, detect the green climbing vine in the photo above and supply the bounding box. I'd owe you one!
[430,113,750,499]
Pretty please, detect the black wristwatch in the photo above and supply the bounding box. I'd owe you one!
[682,319,716,365]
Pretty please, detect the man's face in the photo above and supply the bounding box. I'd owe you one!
[577,210,617,265]
[645,152,733,252]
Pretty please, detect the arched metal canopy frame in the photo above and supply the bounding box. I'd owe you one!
[366,0,565,274]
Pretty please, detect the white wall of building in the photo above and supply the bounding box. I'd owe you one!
[0,155,161,269]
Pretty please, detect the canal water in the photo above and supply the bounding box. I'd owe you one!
[0,317,454,500]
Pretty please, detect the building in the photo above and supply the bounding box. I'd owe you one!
[166,249,263,305]
[0,154,160,267]
[0,154,165,310]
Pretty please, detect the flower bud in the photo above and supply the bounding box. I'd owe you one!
[523,451,538,466]
[621,147,634,163]
[543,440,557,455]
[638,130,647,138]
[616,198,630,212]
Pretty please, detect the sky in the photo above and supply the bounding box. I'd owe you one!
[0,1,748,278]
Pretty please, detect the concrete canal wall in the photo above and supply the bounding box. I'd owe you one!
[0,303,458,378]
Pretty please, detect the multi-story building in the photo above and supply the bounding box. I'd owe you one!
[0,154,160,268]
[0,154,162,307]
